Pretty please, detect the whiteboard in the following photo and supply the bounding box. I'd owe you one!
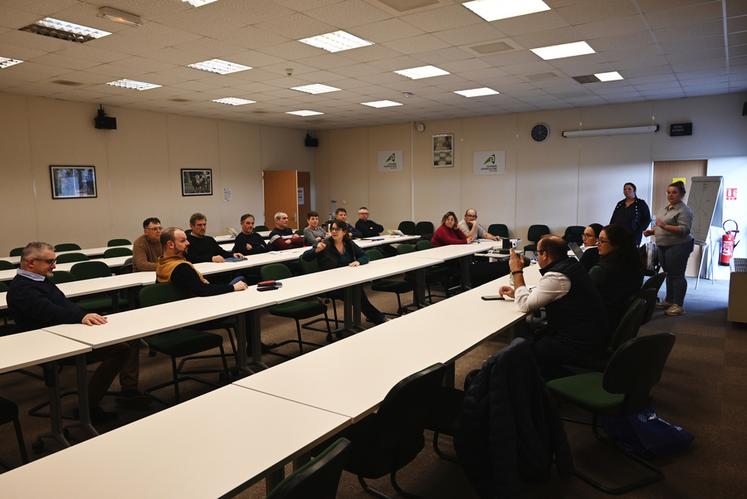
[688,176,723,243]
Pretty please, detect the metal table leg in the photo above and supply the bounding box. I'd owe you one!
[352,284,362,329]
[37,363,70,449]
[413,268,426,307]
[74,354,98,438]
[238,311,268,374]
[459,255,471,290]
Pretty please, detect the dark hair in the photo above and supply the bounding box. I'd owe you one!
[668,181,686,196]
[588,223,603,238]
[335,207,347,215]
[358,206,368,211]
[307,211,319,220]
[331,220,349,234]
[240,213,254,223]
[142,217,161,229]
[600,224,642,270]
[537,235,566,259]
[624,182,637,197]
[189,212,206,226]
[441,211,457,225]
[160,227,181,247]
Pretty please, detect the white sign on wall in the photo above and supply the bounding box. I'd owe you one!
[297,187,305,204]
[377,150,403,171]
[473,150,506,175]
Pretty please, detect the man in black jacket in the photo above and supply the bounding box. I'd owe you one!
[186,212,244,263]
[7,242,136,421]
[231,213,269,256]
[354,206,384,238]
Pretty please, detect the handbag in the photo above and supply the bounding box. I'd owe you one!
[600,407,694,459]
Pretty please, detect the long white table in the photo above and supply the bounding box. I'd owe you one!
[0,385,350,499]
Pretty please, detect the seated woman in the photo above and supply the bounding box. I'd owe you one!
[302,220,386,325]
[578,223,603,271]
[432,211,471,247]
[589,224,644,329]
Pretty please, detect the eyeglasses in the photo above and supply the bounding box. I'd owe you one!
[598,238,610,244]
[147,226,162,231]
[330,227,342,232]
[31,258,56,264]
[465,213,476,218]
[582,233,595,238]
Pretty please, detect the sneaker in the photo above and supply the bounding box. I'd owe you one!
[656,300,673,310]
[664,304,686,316]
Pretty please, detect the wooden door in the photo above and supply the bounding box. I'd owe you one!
[297,171,311,227]
[263,170,298,229]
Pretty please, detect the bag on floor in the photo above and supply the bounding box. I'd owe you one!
[600,407,694,459]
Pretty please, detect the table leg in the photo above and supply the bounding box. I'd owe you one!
[242,310,268,373]
[459,256,471,290]
[40,363,70,449]
[266,466,285,495]
[111,291,119,313]
[413,268,426,307]
[343,287,353,332]
[74,354,98,438]
[352,284,362,329]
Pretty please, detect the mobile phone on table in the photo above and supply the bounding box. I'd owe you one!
[481,295,504,301]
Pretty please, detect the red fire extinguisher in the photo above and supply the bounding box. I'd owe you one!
[719,219,740,266]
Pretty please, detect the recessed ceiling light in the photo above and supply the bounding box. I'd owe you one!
[286,110,324,117]
[454,87,500,97]
[530,41,595,60]
[182,0,219,7]
[298,30,373,53]
[98,7,142,27]
[212,97,255,106]
[595,71,624,82]
[188,59,251,75]
[20,17,111,43]
[394,65,450,80]
[0,57,23,69]
[462,0,550,22]
[106,79,161,91]
[361,100,403,108]
[291,84,341,94]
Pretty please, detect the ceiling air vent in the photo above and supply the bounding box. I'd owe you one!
[377,0,440,12]
[572,74,600,84]
[468,39,520,55]
[525,72,559,82]
[52,79,85,86]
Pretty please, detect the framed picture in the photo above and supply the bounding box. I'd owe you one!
[50,165,97,199]
[432,134,454,168]
[181,168,213,196]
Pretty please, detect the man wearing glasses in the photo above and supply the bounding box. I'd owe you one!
[354,207,384,238]
[458,209,497,241]
[132,217,163,272]
[7,242,137,422]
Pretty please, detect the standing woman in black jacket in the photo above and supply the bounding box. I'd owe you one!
[610,182,651,246]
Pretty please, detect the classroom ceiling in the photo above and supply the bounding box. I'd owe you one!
[0,0,745,129]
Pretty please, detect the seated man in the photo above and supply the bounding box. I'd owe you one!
[268,212,304,250]
[157,228,248,295]
[231,213,269,256]
[186,212,244,263]
[303,211,328,246]
[498,236,609,380]
[354,206,384,238]
[328,208,361,238]
[458,208,497,241]
[132,217,163,272]
[7,242,138,421]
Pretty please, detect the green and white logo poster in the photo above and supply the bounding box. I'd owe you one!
[473,151,505,175]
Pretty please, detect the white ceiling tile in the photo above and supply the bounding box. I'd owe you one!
[574,16,648,39]
[401,4,482,32]
[341,44,403,62]
[644,2,724,30]
[555,0,639,26]
[381,33,450,54]
[438,57,492,73]
[254,12,336,39]
[431,22,506,46]
[258,41,324,60]
[351,18,424,42]
[295,53,357,69]
[305,0,392,28]
[492,10,571,37]
[653,20,723,42]
[728,15,747,34]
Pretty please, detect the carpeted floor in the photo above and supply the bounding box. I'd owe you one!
[0,276,744,498]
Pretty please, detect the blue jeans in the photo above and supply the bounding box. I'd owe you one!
[658,239,694,306]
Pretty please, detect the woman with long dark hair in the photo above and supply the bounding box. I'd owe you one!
[610,182,651,246]
[579,223,603,271]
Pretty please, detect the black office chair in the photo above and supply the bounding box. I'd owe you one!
[9,247,24,257]
[563,225,585,245]
[398,221,416,235]
[487,223,509,238]
[298,257,342,337]
[54,243,81,252]
[367,249,416,317]
[267,438,352,499]
[106,238,131,246]
[255,225,269,232]
[0,260,14,270]
[415,221,434,241]
[55,252,89,264]
[103,247,132,258]
[525,224,551,252]
[0,396,29,469]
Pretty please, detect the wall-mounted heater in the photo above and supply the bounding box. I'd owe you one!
[561,124,659,138]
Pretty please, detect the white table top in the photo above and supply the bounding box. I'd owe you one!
[412,240,501,261]
[0,329,91,375]
[0,256,133,282]
[0,245,133,265]
[0,385,350,499]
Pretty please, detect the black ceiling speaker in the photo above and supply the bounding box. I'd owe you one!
[304,133,318,147]
[94,105,117,130]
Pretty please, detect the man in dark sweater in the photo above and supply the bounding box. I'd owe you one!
[499,236,609,379]
[328,208,362,238]
[231,213,269,256]
[186,212,244,264]
[7,242,136,421]
[354,206,384,238]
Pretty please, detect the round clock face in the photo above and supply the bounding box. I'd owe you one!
[531,123,549,142]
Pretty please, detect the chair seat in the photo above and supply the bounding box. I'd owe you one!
[425,386,463,435]
[546,372,624,414]
[270,300,326,319]
[147,329,223,357]
[372,279,412,294]
[77,296,114,312]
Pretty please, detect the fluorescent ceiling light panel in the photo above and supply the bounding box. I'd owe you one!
[182,0,219,7]
[594,71,624,82]
[188,59,251,75]
[291,84,341,94]
[298,30,373,53]
[106,79,161,91]
[462,0,550,22]
[212,97,255,106]
[0,57,23,69]
[286,110,324,116]
[454,87,500,97]
[361,100,403,108]
[35,17,111,39]
[530,41,595,60]
[394,65,450,80]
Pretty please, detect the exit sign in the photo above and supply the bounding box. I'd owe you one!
[726,187,737,200]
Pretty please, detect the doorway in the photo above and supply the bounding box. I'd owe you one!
[262,170,311,229]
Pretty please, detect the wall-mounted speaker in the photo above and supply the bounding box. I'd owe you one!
[304,133,318,147]
[94,106,117,130]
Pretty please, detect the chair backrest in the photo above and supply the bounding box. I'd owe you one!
[71,261,112,280]
[51,271,78,284]
[604,333,676,413]
[527,224,551,243]
[139,283,187,307]
[0,281,7,292]
[298,256,320,275]
[261,263,292,281]
[415,240,432,251]
[607,297,647,352]
[641,272,667,293]
[563,225,585,245]
[267,438,351,499]
[107,238,131,246]
[397,244,416,255]
[54,243,81,251]
[0,261,14,270]
[9,247,24,257]
[255,225,269,232]
[366,249,384,261]
[103,247,133,258]
[55,252,89,264]
[487,223,509,238]
[638,288,658,325]
[415,221,434,237]
[398,221,416,235]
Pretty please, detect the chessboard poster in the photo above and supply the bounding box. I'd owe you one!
[432,134,454,168]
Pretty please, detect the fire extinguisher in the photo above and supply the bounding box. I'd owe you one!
[719,219,740,266]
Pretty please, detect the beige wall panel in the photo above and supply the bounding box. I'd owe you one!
[368,123,412,230]
[217,121,262,232]
[314,127,368,219]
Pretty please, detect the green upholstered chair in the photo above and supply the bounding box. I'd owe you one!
[367,249,416,317]
[0,260,14,270]
[55,252,89,264]
[139,283,230,403]
[103,247,132,257]
[267,438,351,499]
[414,240,454,302]
[415,221,434,241]
[261,263,331,355]
[297,257,341,336]
[70,261,121,312]
[0,397,29,468]
[106,238,131,246]
[524,224,550,252]
[546,333,676,494]
[487,223,509,238]
[54,243,81,252]
[9,247,24,257]
[397,221,416,235]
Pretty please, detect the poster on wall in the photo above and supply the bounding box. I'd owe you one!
[473,151,506,176]
[432,134,454,168]
[50,165,97,199]
[377,150,403,171]
[181,169,213,196]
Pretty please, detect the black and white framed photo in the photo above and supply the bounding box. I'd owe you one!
[50,165,97,199]
[181,168,213,196]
